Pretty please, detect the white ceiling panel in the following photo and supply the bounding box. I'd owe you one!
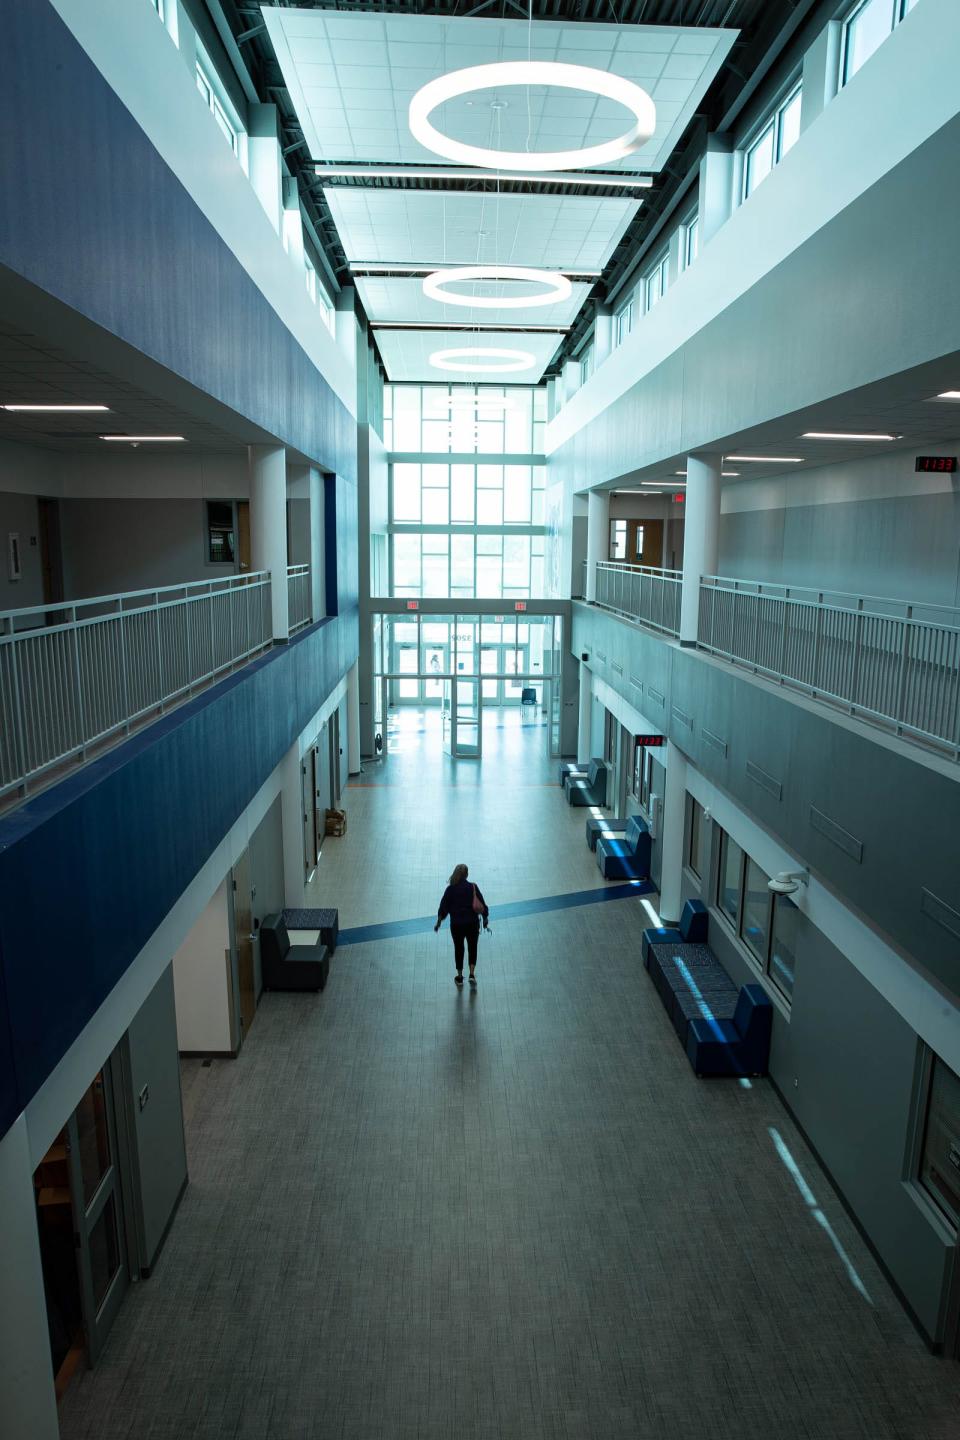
[375,329,563,385]
[262,10,738,173]
[355,275,592,328]
[324,188,637,271]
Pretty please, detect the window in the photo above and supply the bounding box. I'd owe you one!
[717,831,744,929]
[149,0,164,18]
[609,519,627,561]
[615,298,634,346]
[634,525,645,560]
[383,384,545,455]
[688,798,703,878]
[643,253,669,313]
[580,344,594,387]
[741,858,772,966]
[304,254,317,303]
[196,56,242,161]
[743,82,803,199]
[769,895,799,999]
[206,501,235,564]
[842,0,919,86]
[682,213,699,270]
[919,1056,960,1228]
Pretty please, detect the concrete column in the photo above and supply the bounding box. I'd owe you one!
[309,469,325,623]
[801,21,842,132]
[336,287,358,375]
[577,660,592,765]
[0,1116,60,1440]
[594,304,613,367]
[346,662,361,776]
[249,105,282,234]
[585,489,610,603]
[249,444,289,641]
[281,177,305,267]
[697,134,735,248]
[658,740,688,925]
[280,739,308,906]
[562,358,580,405]
[679,453,721,646]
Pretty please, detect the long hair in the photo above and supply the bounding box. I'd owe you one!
[449,862,469,886]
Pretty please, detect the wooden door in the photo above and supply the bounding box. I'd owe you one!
[38,498,64,605]
[232,851,256,1039]
[236,501,251,573]
[627,519,663,568]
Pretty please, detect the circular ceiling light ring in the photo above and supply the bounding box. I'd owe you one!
[409,61,656,172]
[423,265,572,310]
[430,347,536,374]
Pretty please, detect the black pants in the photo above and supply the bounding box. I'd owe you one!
[450,919,480,972]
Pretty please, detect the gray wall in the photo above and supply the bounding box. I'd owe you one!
[0,491,44,611]
[122,964,188,1272]
[679,825,954,1344]
[60,498,238,597]
[719,491,960,607]
[287,498,311,567]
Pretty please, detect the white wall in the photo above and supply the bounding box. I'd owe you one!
[548,0,960,460]
[171,878,233,1054]
[48,0,355,416]
[0,1118,59,1440]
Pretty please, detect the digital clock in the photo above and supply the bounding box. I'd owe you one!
[915,455,957,472]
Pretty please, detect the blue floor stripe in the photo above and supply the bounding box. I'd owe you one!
[337,880,654,947]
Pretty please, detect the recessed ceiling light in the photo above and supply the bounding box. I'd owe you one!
[801,431,899,441]
[430,347,535,374]
[3,403,110,412]
[409,61,656,172]
[101,434,186,442]
[423,265,572,310]
[935,390,960,400]
[675,469,740,477]
[725,455,804,463]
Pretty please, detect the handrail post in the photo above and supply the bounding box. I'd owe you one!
[811,594,824,695]
[848,597,864,714]
[70,607,86,762]
[8,639,30,796]
[778,594,788,682]
[119,611,131,734]
[893,606,912,734]
[154,599,165,713]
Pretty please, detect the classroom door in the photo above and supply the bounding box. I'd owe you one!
[65,1069,129,1366]
[232,849,257,1040]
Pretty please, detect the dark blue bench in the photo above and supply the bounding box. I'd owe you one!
[641,901,772,1077]
[596,814,651,880]
[559,757,602,787]
[563,758,608,807]
[585,815,628,851]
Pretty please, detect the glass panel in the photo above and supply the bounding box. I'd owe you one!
[450,534,474,593]
[503,536,530,592]
[718,832,743,927]
[505,390,533,451]
[844,0,895,83]
[421,488,449,524]
[919,1057,960,1227]
[778,87,802,158]
[421,535,449,597]
[392,464,420,522]
[741,858,771,965]
[503,466,531,523]
[89,1192,121,1312]
[422,419,451,453]
[609,520,627,561]
[75,1074,111,1207]
[393,386,421,450]
[450,465,474,523]
[770,895,799,998]
[476,488,503,525]
[392,535,421,593]
[744,120,775,196]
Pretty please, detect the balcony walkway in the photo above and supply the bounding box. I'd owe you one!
[58,714,960,1440]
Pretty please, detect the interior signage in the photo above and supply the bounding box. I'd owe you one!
[915,455,957,472]
[635,734,665,748]
[672,492,685,503]
[514,601,527,612]
[406,600,419,610]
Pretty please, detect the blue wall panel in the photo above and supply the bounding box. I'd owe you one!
[0,1,355,480]
[0,608,358,1136]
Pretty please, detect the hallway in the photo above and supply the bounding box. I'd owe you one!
[59,726,960,1439]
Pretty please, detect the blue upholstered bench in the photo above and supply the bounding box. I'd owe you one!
[641,901,772,1078]
[595,814,651,880]
[585,815,628,851]
[563,758,608,807]
[559,759,599,786]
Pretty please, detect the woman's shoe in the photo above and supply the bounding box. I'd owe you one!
[469,974,477,988]
[454,973,464,986]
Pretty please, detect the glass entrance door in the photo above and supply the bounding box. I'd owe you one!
[65,1068,128,1365]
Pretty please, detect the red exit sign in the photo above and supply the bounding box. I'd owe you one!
[406,600,419,610]
[514,601,527,612]
[673,492,685,504]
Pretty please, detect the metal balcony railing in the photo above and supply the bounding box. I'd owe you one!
[698,576,960,760]
[584,560,682,637]
[0,572,272,801]
[287,564,312,635]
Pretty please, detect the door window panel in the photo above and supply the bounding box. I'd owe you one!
[770,895,799,998]
[741,858,772,966]
[75,1074,111,1206]
[89,1193,121,1313]
[919,1057,960,1228]
[718,831,744,928]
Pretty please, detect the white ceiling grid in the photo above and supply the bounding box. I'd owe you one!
[374,328,563,386]
[261,11,737,173]
[262,8,738,383]
[355,275,591,329]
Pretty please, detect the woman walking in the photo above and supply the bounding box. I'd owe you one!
[434,863,489,988]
